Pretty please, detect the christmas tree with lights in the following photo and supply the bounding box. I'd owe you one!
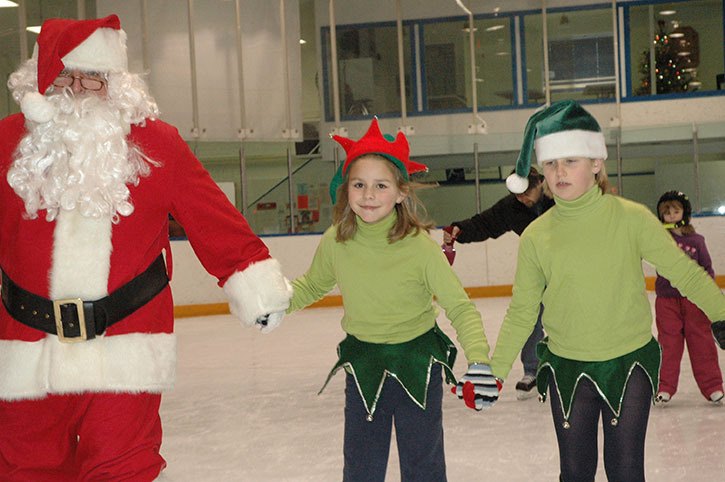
[635,20,696,95]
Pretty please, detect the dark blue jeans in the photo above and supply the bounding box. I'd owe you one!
[521,305,545,376]
[342,364,446,482]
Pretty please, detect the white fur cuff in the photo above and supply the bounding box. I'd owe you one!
[223,258,293,327]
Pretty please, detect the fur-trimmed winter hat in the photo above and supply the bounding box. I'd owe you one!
[506,100,607,194]
[329,118,428,203]
[20,14,127,123]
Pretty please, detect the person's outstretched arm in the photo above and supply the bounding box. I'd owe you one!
[450,195,522,243]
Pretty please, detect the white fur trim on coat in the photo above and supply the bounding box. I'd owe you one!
[0,333,176,401]
[62,28,128,73]
[223,258,293,327]
[535,129,608,164]
[50,210,113,300]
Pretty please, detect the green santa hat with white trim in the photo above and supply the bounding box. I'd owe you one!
[506,100,608,194]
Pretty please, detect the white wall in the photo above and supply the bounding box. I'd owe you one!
[169,215,725,306]
[98,0,303,141]
[319,95,725,165]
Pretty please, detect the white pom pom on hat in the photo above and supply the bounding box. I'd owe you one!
[21,91,56,123]
[505,173,529,194]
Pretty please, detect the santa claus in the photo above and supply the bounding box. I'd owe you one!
[0,15,291,481]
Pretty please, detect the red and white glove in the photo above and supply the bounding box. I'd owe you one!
[452,363,502,411]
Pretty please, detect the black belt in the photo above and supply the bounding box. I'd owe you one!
[1,255,168,343]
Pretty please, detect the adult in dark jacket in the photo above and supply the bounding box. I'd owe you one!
[444,167,553,399]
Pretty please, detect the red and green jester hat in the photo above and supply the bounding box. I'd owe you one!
[329,117,428,204]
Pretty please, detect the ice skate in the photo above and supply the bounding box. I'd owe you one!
[655,392,671,405]
[709,391,724,405]
[515,374,537,400]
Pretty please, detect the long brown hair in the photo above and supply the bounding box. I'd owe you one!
[332,154,434,243]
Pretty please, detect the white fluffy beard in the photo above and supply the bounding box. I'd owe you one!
[8,88,154,222]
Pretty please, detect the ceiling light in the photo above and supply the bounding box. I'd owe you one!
[0,1,19,7]
[462,26,478,33]
[659,10,676,15]
[677,51,691,57]
[299,39,306,44]
[669,32,684,38]
[717,205,725,215]
[485,25,504,32]
[26,25,41,34]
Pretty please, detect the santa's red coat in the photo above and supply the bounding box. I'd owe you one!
[0,114,285,400]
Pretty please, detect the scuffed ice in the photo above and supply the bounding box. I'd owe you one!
[161,295,725,481]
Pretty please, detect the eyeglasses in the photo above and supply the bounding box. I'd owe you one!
[52,72,107,91]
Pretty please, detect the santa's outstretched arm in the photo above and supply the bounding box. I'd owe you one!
[157,122,292,332]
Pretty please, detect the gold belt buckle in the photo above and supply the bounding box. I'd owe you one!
[53,298,87,343]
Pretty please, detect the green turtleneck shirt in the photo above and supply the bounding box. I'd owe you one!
[289,212,490,364]
[491,185,725,380]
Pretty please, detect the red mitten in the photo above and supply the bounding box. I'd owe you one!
[441,226,457,265]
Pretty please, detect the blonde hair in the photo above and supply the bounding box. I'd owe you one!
[332,154,434,243]
[657,199,696,235]
[542,158,610,198]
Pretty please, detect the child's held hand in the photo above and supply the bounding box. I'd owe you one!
[452,363,502,411]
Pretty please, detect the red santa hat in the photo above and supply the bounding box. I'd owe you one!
[21,14,128,123]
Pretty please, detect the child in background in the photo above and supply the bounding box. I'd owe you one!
[654,190,723,404]
[288,118,499,481]
[489,100,725,481]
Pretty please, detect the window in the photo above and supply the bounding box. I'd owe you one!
[322,24,413,120]
[628,0,723,96]
[524,7,615,103]
[422,16,514,110]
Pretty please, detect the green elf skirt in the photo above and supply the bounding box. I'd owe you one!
[536,337,661,427]
[319,325,457,421]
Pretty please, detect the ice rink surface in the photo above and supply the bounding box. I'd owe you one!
[160,295,725,481]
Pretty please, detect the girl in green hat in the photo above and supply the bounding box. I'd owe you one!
[491,100,725,481]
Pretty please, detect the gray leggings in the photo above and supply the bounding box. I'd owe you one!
[549,366,652,482]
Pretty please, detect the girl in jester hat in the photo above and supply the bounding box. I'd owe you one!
[288,118,499,481]
[489,100,725,481]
